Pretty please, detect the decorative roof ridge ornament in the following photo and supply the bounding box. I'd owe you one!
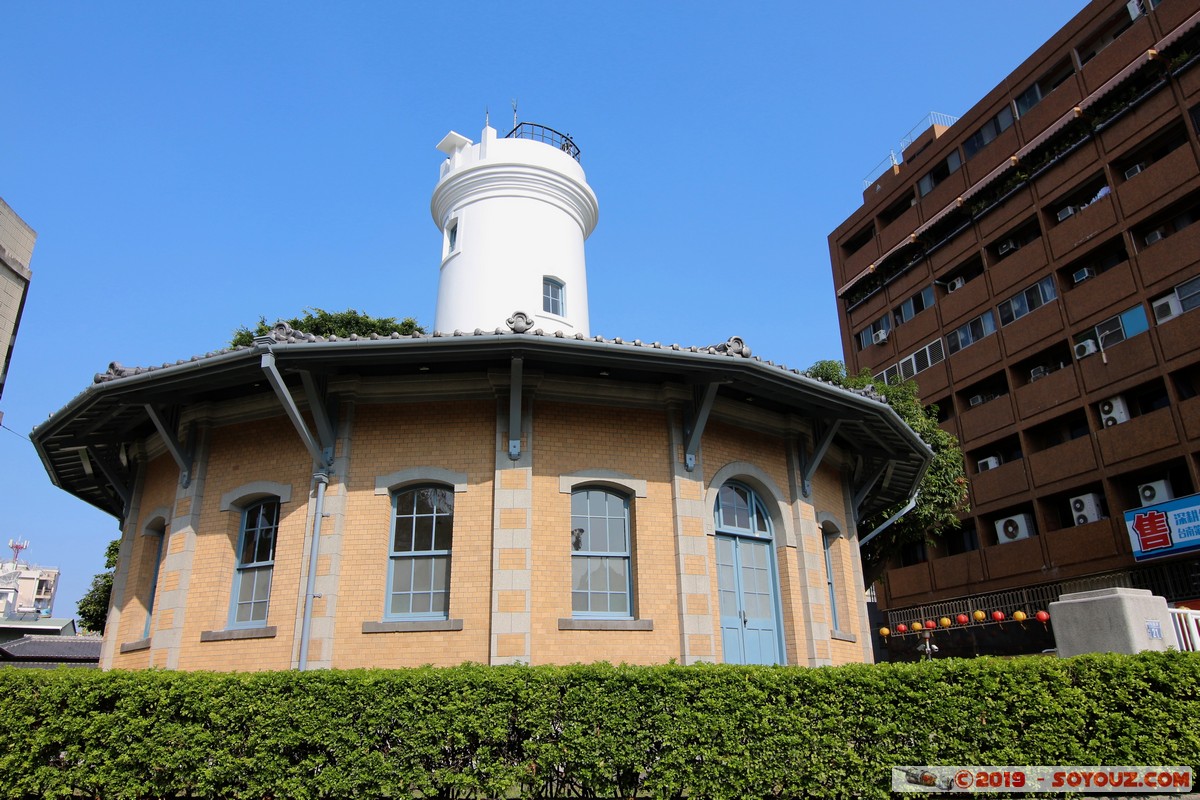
[707,336,751,358]
[506,311,535,333]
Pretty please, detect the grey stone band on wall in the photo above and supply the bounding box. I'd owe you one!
[362,619,464,633]
[558,618,654,631]
[200,626,278,642]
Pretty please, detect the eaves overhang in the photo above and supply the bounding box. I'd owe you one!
[33,329,932,520]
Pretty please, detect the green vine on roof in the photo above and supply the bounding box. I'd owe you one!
[230,308,424,348]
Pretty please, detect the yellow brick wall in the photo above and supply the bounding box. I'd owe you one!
[175,417,313,671]
[530,402,679,664]
[332,401,495,668]
[110,452,177,669]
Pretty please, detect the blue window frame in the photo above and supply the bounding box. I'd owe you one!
[387,486,453,619]
[571,488,632,617]
[714,483,782,665]
[143,525,166,638]
[823,530,841,632]
[230,500,279,628]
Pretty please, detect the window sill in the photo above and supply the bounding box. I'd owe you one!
[200,626,277,642]
[363,619,464,634]
[831,630,858,643]
[119,638,151,654]
[558,618,654,631]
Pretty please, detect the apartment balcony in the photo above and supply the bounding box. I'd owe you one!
[878,204,921,253]
[846,290,887,329]
[1096,406,1180,466]
[978,186,1035,240]
[1048,194,1117,261]
[949,334,1002,384]
[886,562,933,602]
[1179,395,1200,442]
[1136,222,1200,289]
[891,308,940,354]
[971,459,1030,507]
[988,239,1049,296]
[913,359,950,398]
[920,168,969,216]
[1016,80,1083,144]
[939,277,990,329]
[1155,1,1200,34]
[931,550,985,592]
[1156,311,1200,364]
[839,238,880,288]
[1036,139,1101,201]
[1078,333,1156,393]
[964,124,1021,186]
[1115,144,1200,219]
[1001,303,1065,359]
[1080,17,1156,94]
[1064,259,1136,324]
[983,535,1045,579]
[1099,78,1177,154]
[1015,365,1079,420]
[928,225,980,275]
[1028,435,1098,488]
[1045,518,1120,566]
[960,395,1015,441]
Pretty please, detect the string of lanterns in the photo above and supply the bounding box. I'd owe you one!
[879,609,1050,639]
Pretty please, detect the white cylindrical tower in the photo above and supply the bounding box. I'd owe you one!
[431,123,599,336]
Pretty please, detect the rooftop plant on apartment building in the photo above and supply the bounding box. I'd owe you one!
[807,360,968,587]
[230,307,424,347]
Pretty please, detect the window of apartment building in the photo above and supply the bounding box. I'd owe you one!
[543,278,565,317]
[877,339,946,385]
[959,372,1009,410]
[997,276,1057,326]
[230,500,280,628]
[1075,305,1149,354]
[899,539,926,566]
[943,524,979,556]
[963,106,1015,161]
[1015,57,1075,117]
[1151,275,1200,324]
[388,486,454,619]
[895,286,935,326]
[917,150,963,197]
[939,254,985,295]
[878,191,916,226]
[571,488,632,618]
[1077,7,1137,66]
[856,313,892,350]
[946,311,997,355]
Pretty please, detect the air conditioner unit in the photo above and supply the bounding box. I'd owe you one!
[969,394,986,407]
[998,239,1018,256]
[977,456,1002,472]
[1138,480,1174,505]
[1070,492,1107,525]
[1074,339,1099,359]
[872,329,890,345]
[1145,229,1166,246]
[1030,365,1050,381]
[946,276,966,293]
[1124,163,1145,180]
[1057,205,1077,222]
[1153,294,1183,323]
[995,513,1034,543]
[1072,266,1096,285]
[1100,394,1129,427]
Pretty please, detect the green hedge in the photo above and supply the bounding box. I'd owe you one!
[1,653,1197,798]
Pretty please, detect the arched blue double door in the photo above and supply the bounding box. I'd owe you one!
[714,483,783,665]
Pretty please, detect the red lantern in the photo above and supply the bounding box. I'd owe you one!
[991,610,1005,622]
[896,623,908,634]
[956,613,969,625]
[924,620,936,629]
[1036,610,1050,623]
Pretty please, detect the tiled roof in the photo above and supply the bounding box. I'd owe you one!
[0,634,102,665]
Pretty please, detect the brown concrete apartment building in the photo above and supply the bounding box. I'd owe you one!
[829,0,1200,649]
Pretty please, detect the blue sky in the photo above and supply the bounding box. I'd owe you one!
[1,2,1084,622]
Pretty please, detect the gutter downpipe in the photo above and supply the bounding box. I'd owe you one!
[298,471,329,671]
[858,490,919,549]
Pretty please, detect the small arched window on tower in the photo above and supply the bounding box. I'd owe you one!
[543,277,565,317]
[444,217,460,260]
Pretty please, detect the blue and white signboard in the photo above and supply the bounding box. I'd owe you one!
[1124,491,1200,562]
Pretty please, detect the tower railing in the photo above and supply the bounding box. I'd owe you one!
[505,122,581,162]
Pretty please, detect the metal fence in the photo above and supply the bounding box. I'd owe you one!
[505,123,581,162]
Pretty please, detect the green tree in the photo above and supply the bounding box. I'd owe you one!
[77,539,120,634]
[807,359,969,587]
[231,307,424,348]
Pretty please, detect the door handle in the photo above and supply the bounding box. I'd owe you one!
[740,609,748,626]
